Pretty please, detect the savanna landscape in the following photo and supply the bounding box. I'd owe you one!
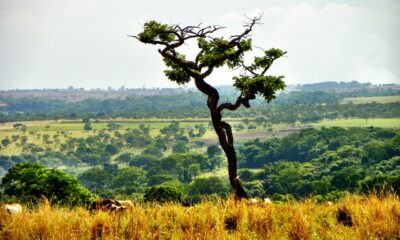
[1,81,399,239]
[1,1,400,239]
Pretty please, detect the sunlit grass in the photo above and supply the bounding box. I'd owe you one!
[313,118,400,128]
[198,168,263,179]
[198,167,228,179]
[1,195,399,239]
[340,96,400,104]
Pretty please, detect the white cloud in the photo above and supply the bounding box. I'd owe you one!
[218,2,400,85]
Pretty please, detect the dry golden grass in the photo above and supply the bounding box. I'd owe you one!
[1,195,399,240]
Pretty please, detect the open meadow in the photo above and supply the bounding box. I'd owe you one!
[340,96,400,104]
[313,118,400,128]
[1,195,399,240]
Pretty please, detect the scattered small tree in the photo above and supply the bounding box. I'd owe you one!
[207,144,222,158]
[172,141,189,153]
[105,143,119,155]
[188,163,200,179]
[84,123,93,131]
[1,138,11,147]
[21,125,27,134]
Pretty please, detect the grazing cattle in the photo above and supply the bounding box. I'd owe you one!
[337,206,353,227]
[117,200,134,209]
[250,198,259,204]
[105,203,126,213]
[250,198,272,205]
[89,199,124,213]
[264,198,272,204]
[1,203,22,214]
[182,201,194,207]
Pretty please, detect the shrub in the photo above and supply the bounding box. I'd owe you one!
[144,185,183,204]
[1,162,96,206]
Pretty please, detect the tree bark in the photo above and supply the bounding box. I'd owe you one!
[213,118,248,199]
[194,77,248,199]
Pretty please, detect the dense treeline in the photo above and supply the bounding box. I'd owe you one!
[238,127,400,200]
[1,82,399,123]
[1,93,399,123]
[0,93,206,119]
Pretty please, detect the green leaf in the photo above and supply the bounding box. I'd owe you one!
[233,75,286,102]
[164,69,191,85]
[138,21,176,43]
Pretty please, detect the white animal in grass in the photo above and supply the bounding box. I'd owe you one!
[1,203,23,214]
[264,197,272,204]
[249,198,272,205]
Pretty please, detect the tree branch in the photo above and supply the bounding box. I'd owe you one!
[241,63,257,76]
[260,51,287,75]
[158,50,200,78]
[217,96,251,113]
[217,97,242,112]
[229,15,261,43]
[195,49,205,64]
[199,17,262,78]
[200,44,245,78]
[128,35,170,47]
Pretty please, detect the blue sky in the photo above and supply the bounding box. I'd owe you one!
[0,0,399,90]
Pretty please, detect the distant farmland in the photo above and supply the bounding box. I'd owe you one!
[313,118,400,128]
[340,95,400,104]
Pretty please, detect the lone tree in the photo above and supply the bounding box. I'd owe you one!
[133,16,286,199]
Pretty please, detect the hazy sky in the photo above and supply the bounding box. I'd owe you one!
[0,0,399,90]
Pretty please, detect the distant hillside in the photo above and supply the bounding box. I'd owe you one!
[0,87,194,102]
[0,81,399,122]
[1,81,399,102]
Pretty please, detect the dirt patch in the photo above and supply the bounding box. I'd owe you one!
[200,127,303,144]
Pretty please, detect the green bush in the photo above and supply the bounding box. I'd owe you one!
[1,162,96,206]
[144,185,183,204]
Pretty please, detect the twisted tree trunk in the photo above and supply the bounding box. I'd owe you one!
[195,78,247,199]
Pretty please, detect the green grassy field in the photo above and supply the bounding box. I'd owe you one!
[313,118,400,128]
[340,95,400,104]
[198,167,263,179]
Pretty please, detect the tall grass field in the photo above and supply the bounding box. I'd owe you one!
[1,195,399,239]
